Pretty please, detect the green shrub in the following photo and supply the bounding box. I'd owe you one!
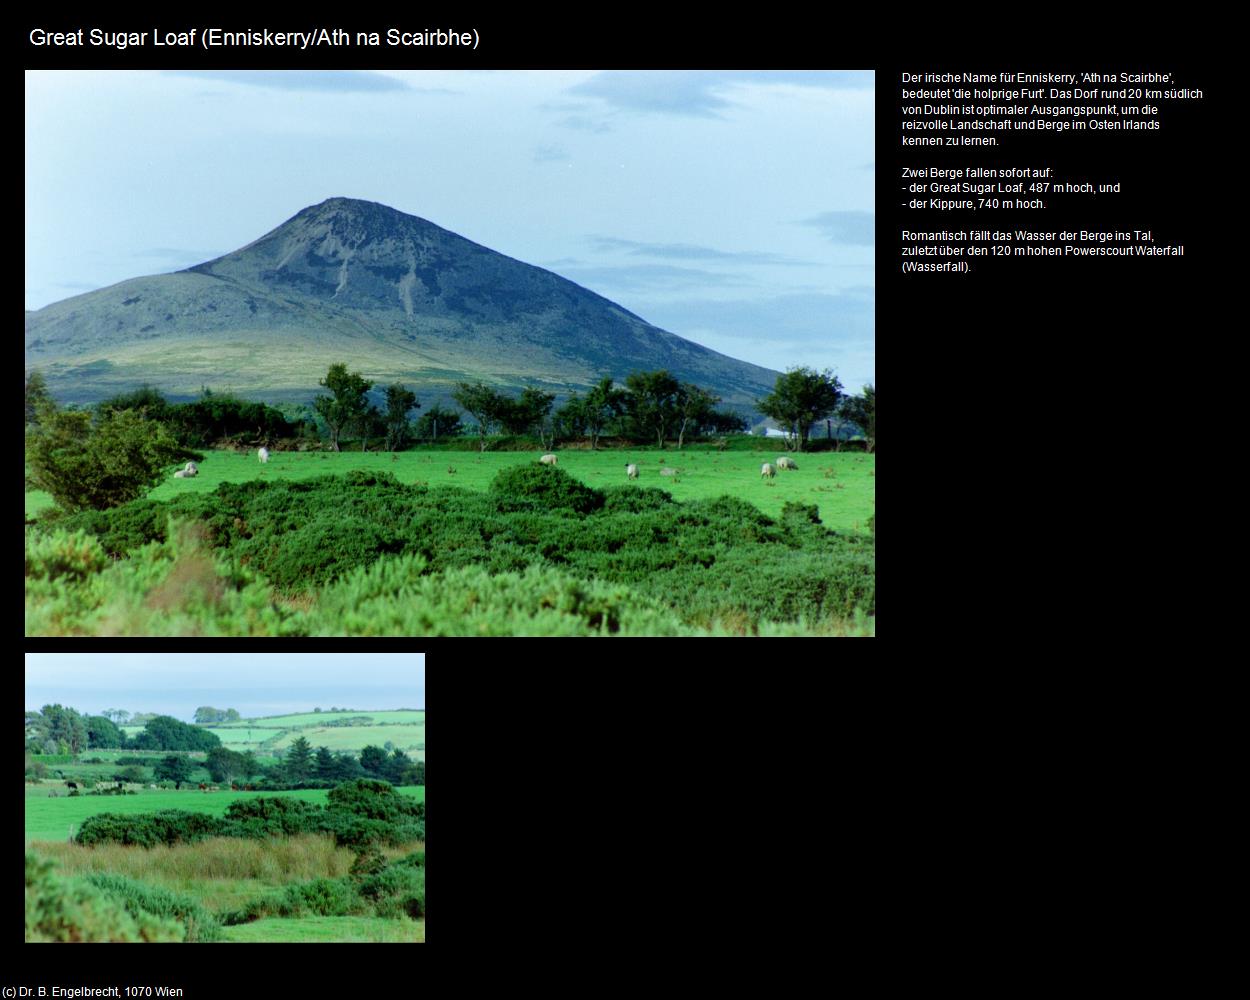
[221,796,325,838]
[599,485,674,513]
[75,810,226,848]
[490,463,605,514]
[781,500,823,525]
[24,529,110,581]
[349,845,387,880]
[26,853,183,942]
[276,877,364,917]
[85,873,223,942]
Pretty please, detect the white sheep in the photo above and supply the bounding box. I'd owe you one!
[173,461,198,479]
[776,456,798,470]
[539,454,558,466]
[659,467,678,478]
[761,463,776,479]
[626,463,639,480]
[258,447,270,464]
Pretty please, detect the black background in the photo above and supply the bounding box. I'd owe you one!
[20,15,1222,982]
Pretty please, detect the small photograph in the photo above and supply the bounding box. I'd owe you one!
[25,70,875,636]
[24,652,426,943]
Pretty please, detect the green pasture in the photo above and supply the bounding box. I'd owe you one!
[217,710,425,728]
[218,916,425,942]
[202,728,282,746]
[25,785,425,843]
[270,724,425,754]
[26,447,874,531]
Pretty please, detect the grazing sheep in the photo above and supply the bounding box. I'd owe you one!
[173,461,199,479]
[761,463,776,479]
[258,447,270,464]
[626,463,639,480]
[539,454,558,466]
[659,467,678,478]
[776,456,798,471]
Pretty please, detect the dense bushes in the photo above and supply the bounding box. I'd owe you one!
[84,873,223,942]
[74,782,426,849]
[76,810,226,848]
[33,469,873,633]
[222,797,325,838]
[489,463,605,514]
[25,853,184,942]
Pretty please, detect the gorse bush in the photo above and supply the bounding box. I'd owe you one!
[25,853,184,943]
[24,529,110,581]
[73,782,425,849]
[489,463,606,514]
[84,873,223,942]
[76,810,226,848]
[30,471,874,634]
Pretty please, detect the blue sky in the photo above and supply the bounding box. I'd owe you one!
[25,652,425,721]
[25,69,874,390]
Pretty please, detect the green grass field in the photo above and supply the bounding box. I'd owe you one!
[25,446,874,531]
[218,915,425,942]
[270,725,424,754]
[24,785,425,844]
[216,710,426,728]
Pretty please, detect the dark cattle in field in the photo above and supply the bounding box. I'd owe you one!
[66,781,78,790]
[199,783,207,792]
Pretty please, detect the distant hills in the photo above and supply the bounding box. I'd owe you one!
[24,197,780,410]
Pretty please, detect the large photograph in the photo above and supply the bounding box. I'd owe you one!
[24,70,875,636]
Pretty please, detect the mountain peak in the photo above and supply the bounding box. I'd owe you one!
[26,201,780,409]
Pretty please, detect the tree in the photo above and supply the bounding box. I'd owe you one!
[241,751,261,781]
[102,709,130,726]
[314,746,337,781]
[704,409,750,436]
[383,384,420,452]
[26,407,191,513]
[25,370,53,428]
[85,716,124,750]
[313,363,373,452]
[497,387,555,442]
[359,745,389,777]
[756,367,845,453]
[838,384,875,453]
[37,705,89,756]
[624,370,681,448]
[581,377,627,450]
[355,403,385,453]
[414,404,461,442]
[154,755,192,790]
[452,381,508,452]
[284,736,314,782]
[206,747,246,784]
[130,716,221,752]
[674,384,720,450]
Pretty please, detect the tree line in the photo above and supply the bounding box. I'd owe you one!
[24,705,423,789]
[24,362,874,515]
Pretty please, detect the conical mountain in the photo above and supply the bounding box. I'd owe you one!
[24,197,779,408]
